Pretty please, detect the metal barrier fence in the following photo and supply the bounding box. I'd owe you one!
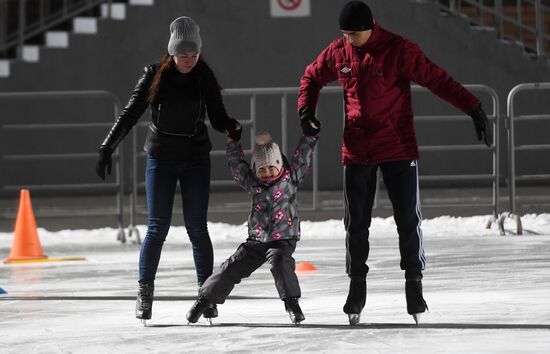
[8,83,550,242]
[406,85,499,230]
[0,90,129,242]
[500,82,550,234]
[127,84,500,241]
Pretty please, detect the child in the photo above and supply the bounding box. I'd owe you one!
[186,126,319,325]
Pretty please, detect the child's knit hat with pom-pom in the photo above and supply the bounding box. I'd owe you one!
[251,132,283,173]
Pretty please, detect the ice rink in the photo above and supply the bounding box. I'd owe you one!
[1,215,550,353]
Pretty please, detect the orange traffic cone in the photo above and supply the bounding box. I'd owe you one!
[3,189,48,263]
[295,261,317,272]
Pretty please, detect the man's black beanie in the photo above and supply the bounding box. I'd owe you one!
[339,1,374,31]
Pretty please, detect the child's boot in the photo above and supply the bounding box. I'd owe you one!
[283,297,305,325]
[202,304,218,320]
[186,296,212,324]
[196,287,218,321]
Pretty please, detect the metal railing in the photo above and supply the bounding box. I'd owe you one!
[8,84,550,240]
[500,82,550,234]
[435,0,550,56]
[0,90,129,242]
[0,0,113,57]
[127,84,500,239]
[385,85,500,231]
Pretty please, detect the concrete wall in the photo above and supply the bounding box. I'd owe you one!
[1,0,549,197]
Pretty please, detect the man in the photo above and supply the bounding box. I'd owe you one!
[297,1,491,325]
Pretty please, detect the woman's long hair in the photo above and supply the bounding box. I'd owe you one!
[147,54,221,104]
[147,54,172,103]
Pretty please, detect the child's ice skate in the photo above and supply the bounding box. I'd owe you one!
[186,296,213,325]
[202,304,218,323]
[343,278,366,325]
[284,297,305,325]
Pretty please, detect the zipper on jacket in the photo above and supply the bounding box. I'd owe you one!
[152,77,203,137]
[266,192,272,238]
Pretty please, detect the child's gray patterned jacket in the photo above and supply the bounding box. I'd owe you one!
[226,135,319,242]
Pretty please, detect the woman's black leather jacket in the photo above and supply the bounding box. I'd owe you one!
[100,61,234,161]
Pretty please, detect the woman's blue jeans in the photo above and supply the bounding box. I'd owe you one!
[139,156,213,285]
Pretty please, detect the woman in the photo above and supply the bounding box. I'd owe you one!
[95,16,241,323]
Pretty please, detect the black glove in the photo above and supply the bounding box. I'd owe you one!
[226,118,242,141]
[299,106,321,136]
[96,146,113,180]
[469,104,492,147]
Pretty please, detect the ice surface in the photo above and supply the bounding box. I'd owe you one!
[1,215,550,353]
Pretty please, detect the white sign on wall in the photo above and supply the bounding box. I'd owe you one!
[270,0,311,18]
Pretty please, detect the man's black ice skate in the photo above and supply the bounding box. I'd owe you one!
[343,278,366,325]
[405,279,428,325]
[135,281,154,326]
[284,297,305,325]
[202,304,218,324]
[186,296,212,324]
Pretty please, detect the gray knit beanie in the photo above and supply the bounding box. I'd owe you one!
[252,132,283,174]
[167,16,202,55]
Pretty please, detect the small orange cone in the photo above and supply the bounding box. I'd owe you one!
[295,261,317,272]
[3,189,48,263]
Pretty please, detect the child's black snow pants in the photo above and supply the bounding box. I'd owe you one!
[199,239,300,303]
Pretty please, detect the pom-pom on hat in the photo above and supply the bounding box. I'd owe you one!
[252,132,283,173]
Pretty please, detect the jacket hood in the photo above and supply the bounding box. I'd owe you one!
[363,23,395,53]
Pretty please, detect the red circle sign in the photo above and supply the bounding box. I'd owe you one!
[277,0,302,11]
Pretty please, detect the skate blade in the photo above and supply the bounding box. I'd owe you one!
[348,313,360,325]
[288,313,296,324]
[412,313,422,325]
[288,313,303,326]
